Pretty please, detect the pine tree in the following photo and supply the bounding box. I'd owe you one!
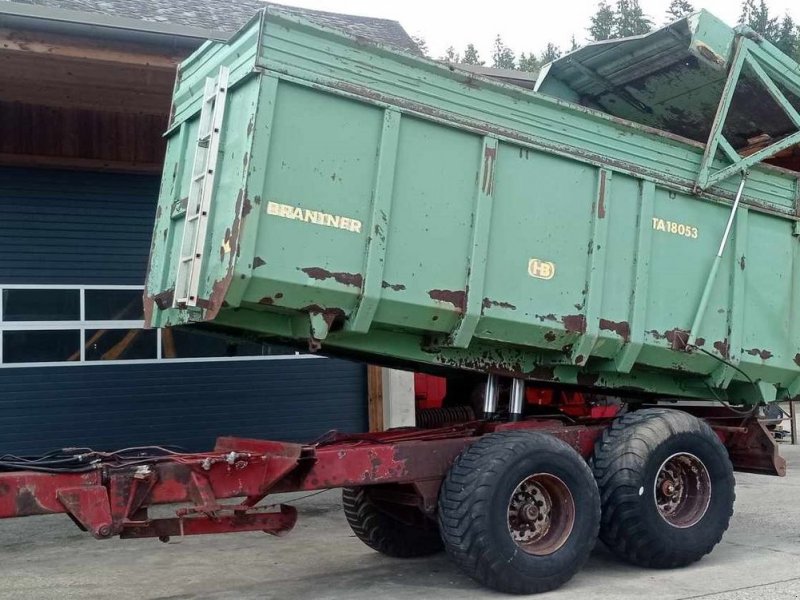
[491,35,517,69]
[441,46,461,63]
[412,35,429,57]
[462,43,484,66]
[614,0,652,37]
[739,0,778,38]
[518,52,541,73]
[540,43,563,63]
[589,1,616,41]
[665,0,694,22]
[774,14,799,58]
[569,35,580,52]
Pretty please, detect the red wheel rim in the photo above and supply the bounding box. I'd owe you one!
[654,452,711,528]
[507,473,575,556]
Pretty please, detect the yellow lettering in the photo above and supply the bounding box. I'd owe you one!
[528,258,556,280]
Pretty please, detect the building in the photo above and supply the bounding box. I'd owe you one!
[0,0,420,454]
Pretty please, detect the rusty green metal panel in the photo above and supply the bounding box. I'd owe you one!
[145,8,800,406]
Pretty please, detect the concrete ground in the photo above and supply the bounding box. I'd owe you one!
[3,448,800,600]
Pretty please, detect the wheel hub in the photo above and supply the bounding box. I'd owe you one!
[654,452,711,528]
[507,473,575,556]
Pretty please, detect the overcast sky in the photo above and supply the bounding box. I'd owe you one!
[272,0,798,60]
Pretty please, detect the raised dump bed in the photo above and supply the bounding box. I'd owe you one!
[145,8,800,407]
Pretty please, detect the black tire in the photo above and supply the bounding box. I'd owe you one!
[438,431,600,595]
[342,486,443,558]
[592,408,735,568]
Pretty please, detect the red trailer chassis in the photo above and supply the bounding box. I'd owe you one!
[0,410,784,542]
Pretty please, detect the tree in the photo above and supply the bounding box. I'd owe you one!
[441,46,461,63]
[412,35,429,57]
[773,14,799,58]
[462,43,484,65]
[665,0,694,22]
[738,0,778,38]
[614,0,652,37]
[491,35,516,69]
[540,43,562,63]
[518,52,541,73]
[589,1,616,41]
[569,35,580,52]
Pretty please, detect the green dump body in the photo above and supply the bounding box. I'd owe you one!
[145,8,800,405]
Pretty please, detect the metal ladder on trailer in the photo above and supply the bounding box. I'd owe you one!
[173,66,230,310]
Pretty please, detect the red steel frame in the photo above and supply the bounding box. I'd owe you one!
[0,410,784,542]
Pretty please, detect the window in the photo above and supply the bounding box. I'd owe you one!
[3,330,80,363]
[85,289,143,321]
[2,289,80,321]
[85,328,157,361]
[0,285,301,367]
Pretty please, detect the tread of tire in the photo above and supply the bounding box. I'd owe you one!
[342,486,442,558]
[438,431,599,594]
[592,408,735,568]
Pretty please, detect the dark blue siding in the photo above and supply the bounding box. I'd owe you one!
[0,167,368,454]
[0,167,159,284]
[0,358,367,455]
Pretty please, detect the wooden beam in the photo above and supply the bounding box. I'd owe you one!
[367,365,384,432]
[0,28,184,69]
[0,152,162,173]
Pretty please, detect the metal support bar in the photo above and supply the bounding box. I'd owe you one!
[696,38,747,191]
[483,373,499,418]
[696,36,800,191]
[687,175,747,348]
[509,378,525,422]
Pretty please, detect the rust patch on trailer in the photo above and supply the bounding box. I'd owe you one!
[301,267,363,289]
[562,315,587,333]
[382,281,406,291]
[740,256,746,270]
[482,298,517,310]
[544,331,557,342]
[665,328,690,350]
[536,314,558,323]
[259,297,274,305]
[15,488,47,516]
[714,339,730,359]
[252,257,266,269]
[599,318,630,341]
[247,115,255,136]
[428,289,466,312]
[597,171,607,219]
[206,191,249,321]
[745,348,773,360]
[482,146,497,195]
[152,289,175,310]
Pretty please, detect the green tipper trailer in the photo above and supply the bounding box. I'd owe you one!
[145,8,800,409]
[4,8,798,597]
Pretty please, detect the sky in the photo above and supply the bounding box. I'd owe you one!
[270,0,798,60]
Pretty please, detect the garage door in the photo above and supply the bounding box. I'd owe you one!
[0,167,367,455]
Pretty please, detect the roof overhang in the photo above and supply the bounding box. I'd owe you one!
[0,0,225,47]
